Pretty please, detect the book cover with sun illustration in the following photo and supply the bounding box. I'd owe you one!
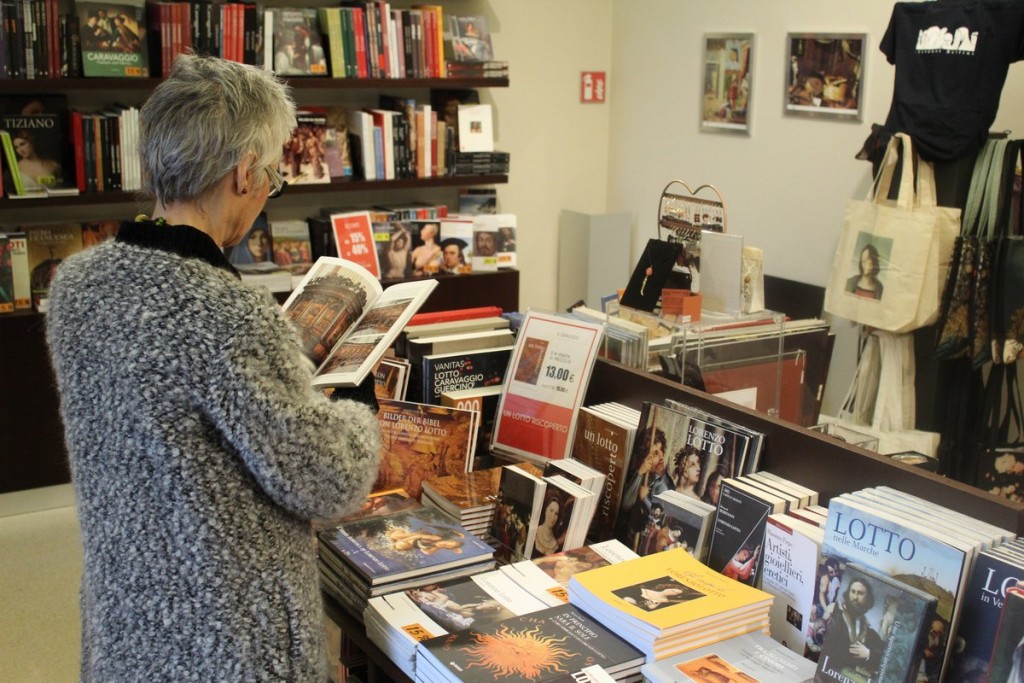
[414,603,644,683]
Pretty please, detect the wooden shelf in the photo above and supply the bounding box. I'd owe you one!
[0,175,508,208]
[0,76,509,92]
[585,359,1024,533]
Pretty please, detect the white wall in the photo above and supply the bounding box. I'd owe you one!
[484,0,614,313]
[601,0,1024,414]
[482,0,1024,415]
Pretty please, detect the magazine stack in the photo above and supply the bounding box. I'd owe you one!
[568,548,772,660]
[420,468,502,544]
[317,506,495,616]
[413,603,645,683]
[363,566,550,679]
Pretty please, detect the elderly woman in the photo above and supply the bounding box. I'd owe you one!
[45,55,381,682]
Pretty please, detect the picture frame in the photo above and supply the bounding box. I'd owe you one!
[701,33,754,135]
[785,33,866,121]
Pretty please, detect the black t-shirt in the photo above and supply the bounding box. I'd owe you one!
[881,0,1024,162]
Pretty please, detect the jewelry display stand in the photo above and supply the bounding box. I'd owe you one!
[657,179,728,242]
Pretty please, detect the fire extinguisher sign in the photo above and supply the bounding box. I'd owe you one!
[580,71,606,103]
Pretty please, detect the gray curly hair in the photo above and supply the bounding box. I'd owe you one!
[140,53,297,205]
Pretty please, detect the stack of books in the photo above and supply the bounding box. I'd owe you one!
[500,539,638,607]
[414,603,645,683]
[568,402,642,542]
[641,631,816,683]
[568,548,773,660]
[420,468,502,543]
[814,486,1012,683]
[364,566,550,679]
[363,540,638,679]
[317,506,495,617]
[451,151,510,175]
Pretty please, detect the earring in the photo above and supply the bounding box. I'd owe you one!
[241,188,248,195]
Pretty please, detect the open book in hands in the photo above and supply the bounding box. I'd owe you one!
[282,256,437,388]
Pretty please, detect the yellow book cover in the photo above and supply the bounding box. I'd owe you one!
[569,547,772,636]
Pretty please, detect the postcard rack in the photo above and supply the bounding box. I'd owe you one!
[656,179,729,242]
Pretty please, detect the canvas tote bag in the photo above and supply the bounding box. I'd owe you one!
[824,134,960,333]
[833,330,941,457]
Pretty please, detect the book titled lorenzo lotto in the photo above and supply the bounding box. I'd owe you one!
[415,603,643,683]
[318,506,493,585]
[814,563,937,683]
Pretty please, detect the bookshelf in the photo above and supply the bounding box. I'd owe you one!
[0,60,513,492]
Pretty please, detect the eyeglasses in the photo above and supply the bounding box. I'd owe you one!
[265,166,288,199]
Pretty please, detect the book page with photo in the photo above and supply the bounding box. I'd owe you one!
[281,256,437,387]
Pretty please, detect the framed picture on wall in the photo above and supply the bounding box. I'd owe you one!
[785,33,866,121]
[701,33,754,135]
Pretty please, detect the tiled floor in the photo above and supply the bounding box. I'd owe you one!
[0,485,81,683]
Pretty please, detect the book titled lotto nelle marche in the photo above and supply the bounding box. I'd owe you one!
[821,494,976,683]
[568,548,773,659]
[281,256,437,388]
[414,603,645,683]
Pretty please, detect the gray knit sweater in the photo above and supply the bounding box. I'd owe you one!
[46,221,382,682]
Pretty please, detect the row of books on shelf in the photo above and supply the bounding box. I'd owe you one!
[0,189,505,311]
[1,0,505,80]
[0,90,505,198]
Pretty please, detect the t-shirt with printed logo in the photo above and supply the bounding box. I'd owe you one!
[881,0,1024,162]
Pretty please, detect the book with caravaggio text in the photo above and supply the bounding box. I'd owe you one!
[281,256,437,388]
[77,0,149,77]
[419,345,512,405]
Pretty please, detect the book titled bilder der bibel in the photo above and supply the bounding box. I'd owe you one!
[281,256,436,388]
